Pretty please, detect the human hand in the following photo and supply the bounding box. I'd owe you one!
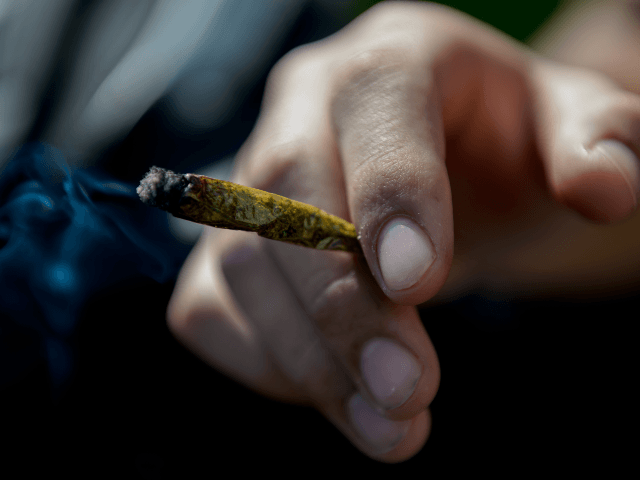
[167,1,640,462]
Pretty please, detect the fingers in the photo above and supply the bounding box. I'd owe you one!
[220,235,352,406]
[325,2,527,305]
[228,26,441,456]
[167,228,309,405]
[532,61,640,223]
[329,47,452,305]
[169,0,640,464]
[321,0,562,305]
[217,232,439,462]
[169,220,439,461]
[329,2,640,303]
[170,30,443,457]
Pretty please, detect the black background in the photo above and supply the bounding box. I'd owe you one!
[4,282,634,475]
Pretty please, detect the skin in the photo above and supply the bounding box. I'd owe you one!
[167,1,640,463]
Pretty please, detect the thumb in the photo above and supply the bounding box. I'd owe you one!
[534,61,640,223]
[330,48,453,306]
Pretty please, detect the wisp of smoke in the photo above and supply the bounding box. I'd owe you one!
[0,143,190,397]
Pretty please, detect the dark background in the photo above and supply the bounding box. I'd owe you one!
[3,1,634,476]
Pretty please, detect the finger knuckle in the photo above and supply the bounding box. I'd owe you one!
[341,0,449,54]
[336,46,409,93]
[166,270,198,337]
[246,139,315,197]
[165,232,227,337]
[328,41,434,133]
[166,284,222,344]
[330,7,434,96]
[329,49,417,158]
[264,43,327,103]
[308,269,384,343]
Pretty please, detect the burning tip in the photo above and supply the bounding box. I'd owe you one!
[137,166,188,211]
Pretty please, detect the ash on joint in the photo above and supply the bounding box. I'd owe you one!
[137,166,189,211]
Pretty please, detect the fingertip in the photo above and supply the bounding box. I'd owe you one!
[370,409,431,464]
[371,214,453,306]
[377,216,435,292]
[554,140,640,223]
[558,172,636,223]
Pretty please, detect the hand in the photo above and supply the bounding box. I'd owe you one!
[166,2,640,462]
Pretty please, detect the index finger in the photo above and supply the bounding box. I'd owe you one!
[328,2,538,305]
[224,12,441,464]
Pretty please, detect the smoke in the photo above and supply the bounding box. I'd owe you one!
[0,143,189,397]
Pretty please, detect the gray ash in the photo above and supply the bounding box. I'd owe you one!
[137,166,189,211]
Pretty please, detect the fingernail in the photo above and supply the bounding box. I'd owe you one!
[377,217,435,291]
[347,393,411,454]
[361,338,421,410]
